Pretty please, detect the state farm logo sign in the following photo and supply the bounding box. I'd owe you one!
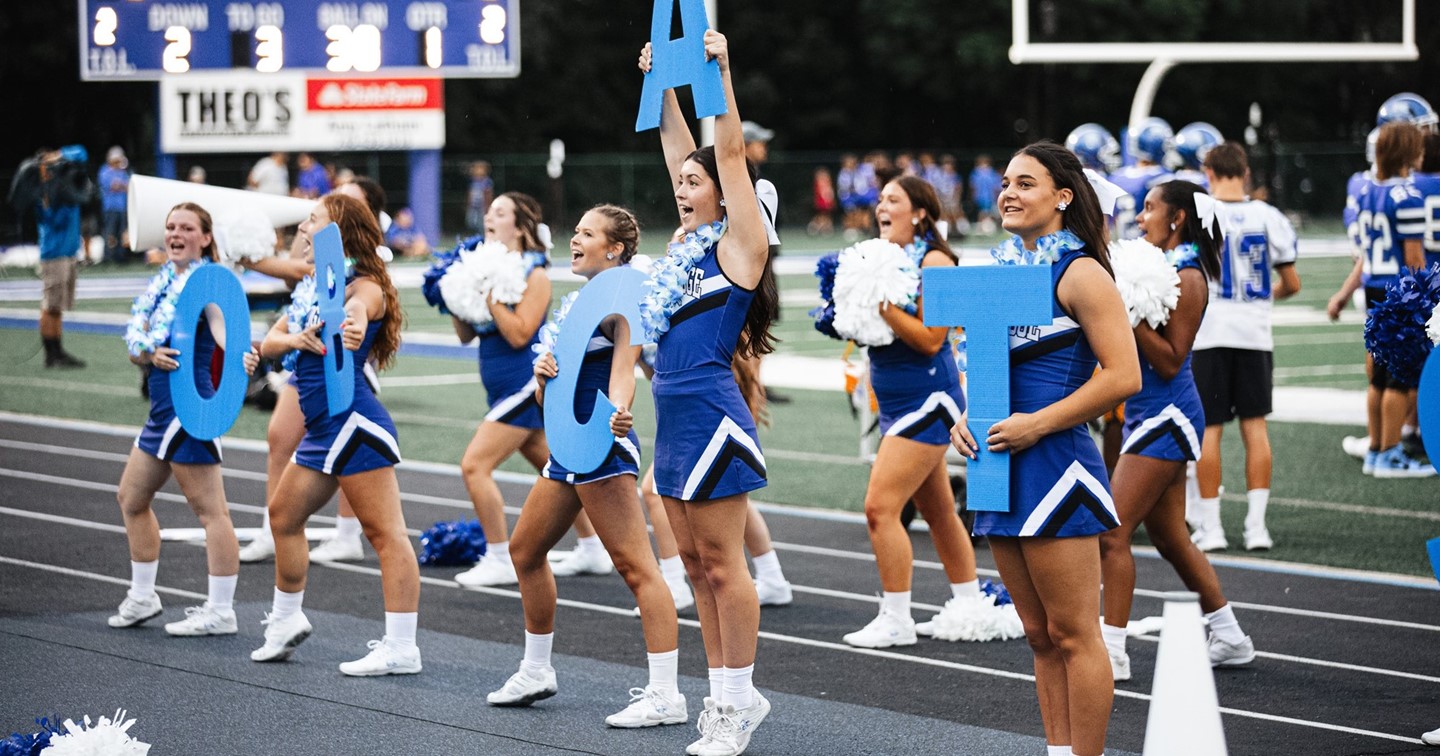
[307,78,443,111]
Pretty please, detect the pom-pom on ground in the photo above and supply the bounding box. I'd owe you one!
[419,519,488,566]
[1110,238,1181,329]
[40,710,149,756]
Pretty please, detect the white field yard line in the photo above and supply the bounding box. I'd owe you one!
[0,546,1424,747]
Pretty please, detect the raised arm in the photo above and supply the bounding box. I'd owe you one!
[880,250,953,357]
[639,43,699,188]
[1134,267,1206,380]
[704,31,767,289]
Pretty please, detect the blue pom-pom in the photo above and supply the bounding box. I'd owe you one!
[1,716,60,756]
[1364,264,1440,387]
[812,253,843,341]
[418,519,488,566]
[980,578,1013,607]
[810,303,839,339]
[421,236,482,314]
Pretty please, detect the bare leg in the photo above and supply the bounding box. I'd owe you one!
[679,493,758,669]
[1145,473,1230,613]
[863,437,948,593]
[460,421,535,546]
[1237,417,1273,491]
[1099,454,1180,628]
[1196,424,1224,499]
[269,464,338,593]
[116,448,172,563]
[579,475,677,652]
[643,466,680,560]
[339,467,419,612]
[509,479,582,633]
[912,456,975,585]
[171,461,239,576]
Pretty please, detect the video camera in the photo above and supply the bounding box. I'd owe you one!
[7,145,95,215]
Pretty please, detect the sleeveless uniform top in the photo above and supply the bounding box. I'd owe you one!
[477,251,549,429]
[540,323,641,484]
[972,246,1119,538]
[135,315,221,464]
[651,239,767,501]
[294,317,402,475]
[1120,255,1205,461]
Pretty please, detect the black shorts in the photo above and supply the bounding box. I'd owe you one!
[1192,347,1273,425]
[1365,287,1413,390]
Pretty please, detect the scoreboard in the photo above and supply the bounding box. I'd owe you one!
[79,0,520,80]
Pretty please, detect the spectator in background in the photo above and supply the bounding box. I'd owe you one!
[98,146,130,263]
[247,152,289,195]
[742,121,774,171]
[931,154,968,239]
[187,165,207,184]
[808,166,836,236]
[466,161,495,235]
[894,152,916,177]
[8,146,93,368]
[385,207,429,258]
[294,153,331,199]
[969,154,1002,235]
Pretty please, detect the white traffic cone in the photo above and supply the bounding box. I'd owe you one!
[1143,591,1227,755]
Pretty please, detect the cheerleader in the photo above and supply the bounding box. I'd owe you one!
[486,205,687,728]
[843,176,1017,649]
[952,142,1140,756]
[1098,180,1254,683]
[111,202,257,635]
[451,192,611,588]
[639,31,777,756]
[250,194,421,675]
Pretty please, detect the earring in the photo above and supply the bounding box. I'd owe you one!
[1056,201,1069,211]
[1170,222,1177,231]
[719,198,727,207]
[911,218,919,226]
[605,252,616,260]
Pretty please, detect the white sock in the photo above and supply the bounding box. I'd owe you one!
[208,574,237,611]
[1205,604,1246,645]
[1197,496,1222,532]
[1101,623,1127,657]
[1046,747,1070,756]
[271,587,304,620]
[881,591,911,618]
[522,630,553,674]
[950,579,980,600]
[752,550,785,583]
[721,664,755,710]
[1402,423,1416,438]
[647,649,679,694]
[489,540,512,564]
[1184,462,1201,527]
[708,667,723,701]
[385,612,418,648]
[258,510,273,542]
[129,560,159,601]
[1245,489,1269,531]
[335,515,363,542]
[659,555,687,585]
[575,534,604,555]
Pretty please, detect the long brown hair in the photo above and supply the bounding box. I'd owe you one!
[167,202,217,261]
[889,176,956,262]
[1376,121,1423,181]
[684,145,778,359]
[1155,180,1222,282]
[321,193,404,369]
[500,191,546,253]
[1014,141,1113,277]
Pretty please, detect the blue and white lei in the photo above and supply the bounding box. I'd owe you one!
[531,290,580,363]
[638,220,725,343]
[1165,242,1201,271]
[125,259,209,358]
[990,228,1084,266]
[280,260,352,372]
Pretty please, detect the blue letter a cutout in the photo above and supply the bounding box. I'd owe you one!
[635,0,728,132]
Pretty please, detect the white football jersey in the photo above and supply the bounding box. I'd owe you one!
[1193,199,1299,352]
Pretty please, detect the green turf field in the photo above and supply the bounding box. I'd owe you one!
[3,234,1435,577]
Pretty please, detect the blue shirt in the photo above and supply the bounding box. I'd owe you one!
[969,166,1001,207]
[296,164,331,198]
[99,165,129,213]
[37,204,81,261]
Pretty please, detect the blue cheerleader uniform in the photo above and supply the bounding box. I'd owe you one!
[1120,256,1205,462]
[477,251,549,430]
[293,320,402,476]
[973,248,1119,538]
[870,338,965,446]
[540,325,642,484]
[651,242,767,502]
[134,317,222,464]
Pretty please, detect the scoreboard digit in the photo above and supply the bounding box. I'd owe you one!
[80,0,520,80]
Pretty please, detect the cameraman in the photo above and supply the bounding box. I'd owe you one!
[8,145,94,368]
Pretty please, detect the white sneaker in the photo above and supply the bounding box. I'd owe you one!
[339,637,422,676]
[1341,435,1369,459]
[670,578,695,612]
[250,611,313,662]
[550,547,614,577]
[1421,726,1440,746]
[698,691,770,756]
[755,577,793,607]
[108,594,163,628]
[455,555,518,587]
[842,607,916,649]
[1243,526,1274,551]
[164,602,238,636]
[605,686,688,728]
[1191,524,1228,552]
[487,665,557,706]
[309,536,365,562]
[239,536,275,563]
[1110,651,1131,682]
[914,595,1025,642]
[1208,634,1256,667]
[687,697,720,755]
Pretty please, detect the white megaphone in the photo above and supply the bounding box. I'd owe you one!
[128,175,317,261]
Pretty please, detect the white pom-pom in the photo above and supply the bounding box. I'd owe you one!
[629,253,654,275]
[1428,301,1440,346]
[438,241,531,324]
[923,595,1026,643]
[42,709,150,755]
[212,207,276,264]
[1110,238,1181,328]
[832,238,920,346]
[487,252,529,305]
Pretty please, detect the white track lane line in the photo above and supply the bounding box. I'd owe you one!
[0,548,1423,747]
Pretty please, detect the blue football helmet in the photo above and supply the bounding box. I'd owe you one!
[1173,122,1223,170]
[1377,92,1438,131]
[1129,117,1174,164]
[1065,123,1120,172]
